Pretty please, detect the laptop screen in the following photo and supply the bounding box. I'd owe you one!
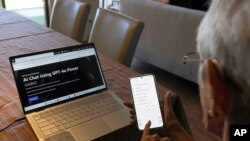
[10,43,107,113]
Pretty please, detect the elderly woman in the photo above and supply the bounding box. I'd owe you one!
[124,0,250,141]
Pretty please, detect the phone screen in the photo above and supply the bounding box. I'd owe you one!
[130,74,163,130]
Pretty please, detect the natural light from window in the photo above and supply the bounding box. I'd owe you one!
[5,0,43,10]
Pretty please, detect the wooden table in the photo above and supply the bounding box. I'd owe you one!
[0,8,168,140]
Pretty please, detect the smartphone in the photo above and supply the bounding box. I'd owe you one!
[129,74,163,130]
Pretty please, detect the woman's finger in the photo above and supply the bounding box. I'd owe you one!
[123,100,134,109]
[142,121,151,139]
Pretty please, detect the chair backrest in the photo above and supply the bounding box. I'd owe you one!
[50,0,90,42]
[48,0,55,19]
[44,0,54,26]
[89,8,144,67]
[0,0,4,8]
[78,0,99,42]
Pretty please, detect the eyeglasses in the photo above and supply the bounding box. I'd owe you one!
[183,52,200,64]
[183,51,242,90]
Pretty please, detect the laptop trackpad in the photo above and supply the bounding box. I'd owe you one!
[45,131,75,141]
[71,118,113,141]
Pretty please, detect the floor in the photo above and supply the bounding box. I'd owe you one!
[3,0,45,25]
[13,7,46,26]
[130,58,220,141]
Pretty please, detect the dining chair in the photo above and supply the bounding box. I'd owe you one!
[78,0,99,42]
[0,0,5,8]
[50,0,90,42]
[48,0,55,16]
[89,8,144,67]
[44,0,54,26]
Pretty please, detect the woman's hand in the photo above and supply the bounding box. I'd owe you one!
[141,121,171,141]
[123,100,136,124]
[123,91,194,141]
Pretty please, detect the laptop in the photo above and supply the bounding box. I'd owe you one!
[9,43,131,141]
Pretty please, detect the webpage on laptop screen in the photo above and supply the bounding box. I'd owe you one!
[11,47,106,112]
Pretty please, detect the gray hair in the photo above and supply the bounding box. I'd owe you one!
[196,0,250,114]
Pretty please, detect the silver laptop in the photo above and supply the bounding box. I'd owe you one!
[9,43,131,141]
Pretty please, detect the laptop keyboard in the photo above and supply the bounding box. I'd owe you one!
[32,93,124,137]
